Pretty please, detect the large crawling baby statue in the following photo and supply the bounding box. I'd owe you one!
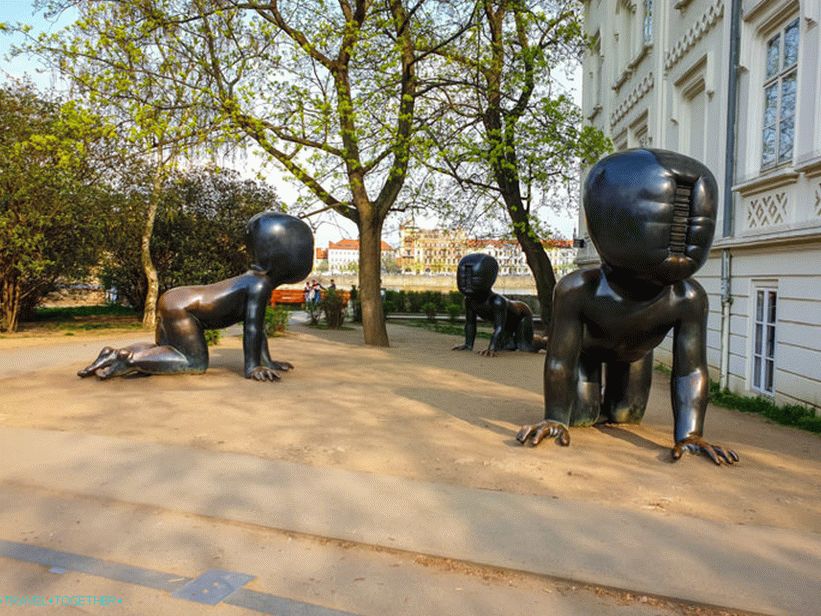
[78,212,313,382]
[517,149,738,465]
[452,253,544,356]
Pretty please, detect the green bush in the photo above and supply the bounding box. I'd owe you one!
[204,329,221,346]
[264,305,290,335]
[446,303,462,322]
[422,301,438,322]
[320,288,346,329]
[305,300,322,326]
[382,300,396,318]
[382,290,476,314]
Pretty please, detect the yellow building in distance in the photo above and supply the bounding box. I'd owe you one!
[398,223,576,278]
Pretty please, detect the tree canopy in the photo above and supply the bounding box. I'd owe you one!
[418,0,610,326]
[102,166,281,310]
[21,0,478,346]
[0,81,113,331]
[14,1,608,337]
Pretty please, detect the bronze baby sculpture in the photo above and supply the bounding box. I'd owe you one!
[452,253,544,356]
[78,212,313,382]
[517,149,738,465]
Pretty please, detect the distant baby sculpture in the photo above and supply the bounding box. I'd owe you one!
[517,149,738,465]
[452,253,544,357]
[78,212,313,382]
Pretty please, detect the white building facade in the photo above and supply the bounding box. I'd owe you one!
[580,0,821,410]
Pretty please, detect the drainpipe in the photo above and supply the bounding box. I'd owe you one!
[719,0,742,391]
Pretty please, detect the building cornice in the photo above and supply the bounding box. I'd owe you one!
[609,71,654,128]
[732,166,800,196]
[712,222,821,250]
[664,0,725,71]
[795,154,821,178]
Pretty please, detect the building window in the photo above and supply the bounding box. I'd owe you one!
[643,0,653,44]
[762,18,799,169]
[752,287,777,395]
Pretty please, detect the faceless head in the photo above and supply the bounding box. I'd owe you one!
[246,212,314,283]
[457,253,499,296]
[583,148,717,285]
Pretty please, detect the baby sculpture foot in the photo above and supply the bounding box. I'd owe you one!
[247,366,282,382]
[263,359,294,372]
[94,349,137,379]
[672,436,739,465]
[516,420,571,447]
[78,347,119,378]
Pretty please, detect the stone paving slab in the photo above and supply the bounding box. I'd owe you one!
[0,427,818,616]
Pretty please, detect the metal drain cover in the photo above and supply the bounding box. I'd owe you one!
[171,569,255,605]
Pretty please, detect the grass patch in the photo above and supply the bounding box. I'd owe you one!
[708,382,821,433]
[655,363,820,433]
[390,319,492,339]
[14,304,144,334]
[33,305,138,320]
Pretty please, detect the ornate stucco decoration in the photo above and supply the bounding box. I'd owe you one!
[609,72,654,128]
[664,0,725,71]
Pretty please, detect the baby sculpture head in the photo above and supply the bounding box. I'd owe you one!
[457,253,499,297]
[246,212,314,283]
[583,148,717,285]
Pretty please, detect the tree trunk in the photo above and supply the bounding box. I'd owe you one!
[141,163,163,329]
[358,215,389,347]
[496,168,558,332]
[1,276,21,333]
[512,221,557,332]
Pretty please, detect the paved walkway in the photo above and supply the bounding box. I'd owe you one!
[1,427,819,615]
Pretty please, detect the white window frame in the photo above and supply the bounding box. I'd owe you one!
[761,17,799,170]
[751,284,778,396]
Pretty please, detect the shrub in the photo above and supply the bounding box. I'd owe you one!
[446,303,462,323]
[204,329,221,346]
[265,305,290,335]
[382,300,396,318]
[305,300,322,326]
[422,301,438,322]
[320,288,346,329]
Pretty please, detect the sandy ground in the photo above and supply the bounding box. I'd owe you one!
[0,321,819,535]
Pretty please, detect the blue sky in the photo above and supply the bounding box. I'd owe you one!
[1,1,61,84]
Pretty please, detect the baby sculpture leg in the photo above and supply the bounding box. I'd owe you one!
[573,353,603,426]
[601,353,653,424]
[77,307,207,379]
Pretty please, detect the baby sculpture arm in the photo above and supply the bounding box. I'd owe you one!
[452,302,477,351]
[243,279,286,382]
[670,283,738,465]
[516,276,583,446]
[479,295,509,357]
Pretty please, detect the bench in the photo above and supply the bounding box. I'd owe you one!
[270,288,350,307]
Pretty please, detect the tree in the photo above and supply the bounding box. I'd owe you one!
[421,0,610,328]
[20,1,227,328]
[102,166,279,310]
[0,82,110,332]
[23,0,473,347]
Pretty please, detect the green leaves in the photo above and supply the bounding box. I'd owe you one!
[0,83,112,331]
